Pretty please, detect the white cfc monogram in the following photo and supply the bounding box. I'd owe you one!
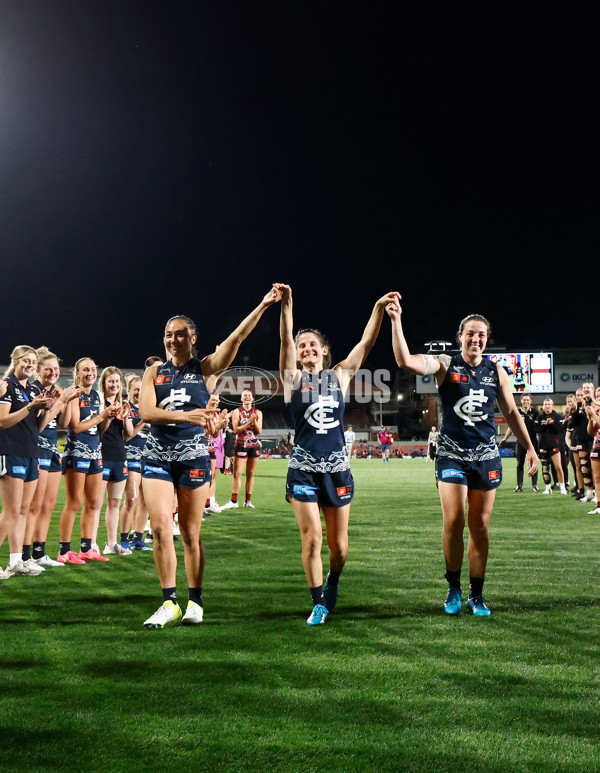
[159,388,191,412]
[304,396,340,434]
[454,388,489,427]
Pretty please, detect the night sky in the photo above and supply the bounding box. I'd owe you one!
[1,2,598,373]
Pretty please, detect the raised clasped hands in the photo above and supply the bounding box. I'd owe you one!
[384,292,402,320]
[263,284,286,307]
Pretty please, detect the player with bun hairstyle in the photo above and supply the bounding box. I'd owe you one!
[97,366,134,556]
[57,357,119,565]
[0,346,57,578]
[387,297,539,616]
[140,287,282,629]
[220,389,263,510]
[203,392,229,516]
[25,347,81,568]
[119,375,152,550]
[278,284,398,625]
[535,398,569,496]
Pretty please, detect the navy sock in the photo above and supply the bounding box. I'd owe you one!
[22,545,31,561]
[59,541,71,556]
[120,532,129,543]
[445,569,462,589]
[81,538,92,553]
[132,531,143,542]
[33,542,45,558]
[188,587,203,605]
[326,569,342,587]
[469,576,485,598]
[162,587,177,603]
[310,585,324,606]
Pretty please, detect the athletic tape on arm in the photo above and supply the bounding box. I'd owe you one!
[422,355,441,375]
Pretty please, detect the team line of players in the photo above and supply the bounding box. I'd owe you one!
[500,385,600,509]
[0,286,545,626]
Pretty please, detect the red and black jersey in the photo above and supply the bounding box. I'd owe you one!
[235,406,261,449]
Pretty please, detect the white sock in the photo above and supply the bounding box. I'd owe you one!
[9,552,22,566]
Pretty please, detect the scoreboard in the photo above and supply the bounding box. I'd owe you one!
[486,352,553,393]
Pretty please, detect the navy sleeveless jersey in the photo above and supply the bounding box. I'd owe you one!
[288,370,349,473]
[513,366,525,388]
[437,354,500,462]
[125,403,148,460]
[143,357,211,463]
[0,375,41,457]
[64,389,102,461]
[31,380,59,456]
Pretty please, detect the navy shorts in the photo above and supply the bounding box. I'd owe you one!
[102,459,129,482]
[63,455,104,475]
[127,459,142,472]
[435,455,502,491]
[286,467,354,508]
[0,455,39,482]
[39,451,62,474]
[142,456,212,489]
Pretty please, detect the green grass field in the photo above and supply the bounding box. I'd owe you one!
[1,458,599,773]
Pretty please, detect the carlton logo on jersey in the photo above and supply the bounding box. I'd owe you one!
[453,388,489,427]
[13,389,29,404]
[303,396,340,435]
[158,388,191,412]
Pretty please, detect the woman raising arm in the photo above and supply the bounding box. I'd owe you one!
[279,283,398,625]
[387,293,538,617]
